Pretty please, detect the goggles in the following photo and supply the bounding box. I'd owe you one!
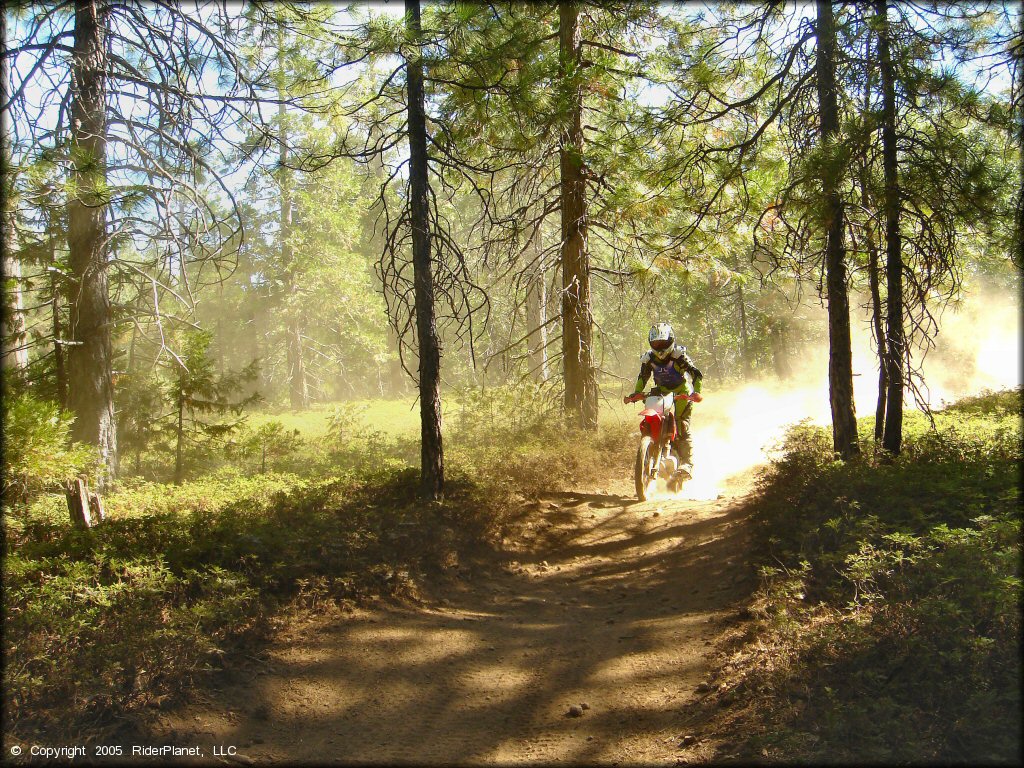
[650,339,672,351]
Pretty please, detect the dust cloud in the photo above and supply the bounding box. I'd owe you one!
[911,288,1022,405]
[676,286,1021,501]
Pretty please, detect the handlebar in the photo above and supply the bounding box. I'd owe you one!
[623,391,703,405]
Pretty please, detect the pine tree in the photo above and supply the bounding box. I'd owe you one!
[165,330,258,485]
[406,0,444,499]
[66,0,117,484]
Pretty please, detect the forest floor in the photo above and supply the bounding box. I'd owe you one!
[143,470,761,765]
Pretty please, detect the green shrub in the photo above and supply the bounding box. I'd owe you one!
[4,553,261,737]
[755,389,1021,603]
[1,393,95,507]
[227,420,304,474]
[735,388,1023,762]
[327,401,371,441]
[115,371,168,476]
[450,382,560,443]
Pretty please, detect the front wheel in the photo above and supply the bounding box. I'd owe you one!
[634,435,658,501]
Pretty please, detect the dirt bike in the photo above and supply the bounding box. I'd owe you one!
[625,390,699,501]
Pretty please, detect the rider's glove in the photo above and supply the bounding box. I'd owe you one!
[624,392,643,404]
[690,392,703,403]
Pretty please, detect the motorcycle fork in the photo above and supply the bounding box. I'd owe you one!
[664,409,677,448]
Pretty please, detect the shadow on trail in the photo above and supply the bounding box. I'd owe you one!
[542,490,640,508]
[155,487,760,765]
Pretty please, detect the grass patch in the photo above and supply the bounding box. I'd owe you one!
[705,388,1022,763]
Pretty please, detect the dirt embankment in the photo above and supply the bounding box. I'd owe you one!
[146,473,760,765]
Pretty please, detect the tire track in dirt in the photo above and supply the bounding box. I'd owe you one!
[148,473,758,765]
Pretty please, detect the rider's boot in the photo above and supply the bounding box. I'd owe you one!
[671,433,693,480]
[672,454,692,480]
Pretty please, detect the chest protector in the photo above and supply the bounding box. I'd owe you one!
[651,355,686,390]
[651,360,684,391]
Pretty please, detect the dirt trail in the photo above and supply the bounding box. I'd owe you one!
[152,473,758,765]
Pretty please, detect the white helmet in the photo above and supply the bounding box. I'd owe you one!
[648,322,674,361]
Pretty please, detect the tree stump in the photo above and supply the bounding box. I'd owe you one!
[66,477,103,528]
[88,490,105,524]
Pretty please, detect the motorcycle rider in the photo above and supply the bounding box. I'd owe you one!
[623,322,704,480]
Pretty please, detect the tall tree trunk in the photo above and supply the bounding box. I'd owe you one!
[704,304,722,378]
[215,283,225,376]
[525,228,549,382]
[277,26,307,410]
[248,308,262,392]
[174,372,185,485]
[866,222,888,442]
[1,7,28,375]
[859,24,887,443]
[67,0,117,485]
[405,0,444,500]
[769,318,791,379]
[49,216,68,408]
[52,273,68,407]
[876,0,904,455]
[1015,0,1023,268]
[815,0,860,459]
[559,0,598,431]
[736,283,751,378]
[484,282,502,386]
[286,319,307,407]
[2,253,28,373]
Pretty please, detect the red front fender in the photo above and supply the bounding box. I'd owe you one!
[640,411,662,442]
